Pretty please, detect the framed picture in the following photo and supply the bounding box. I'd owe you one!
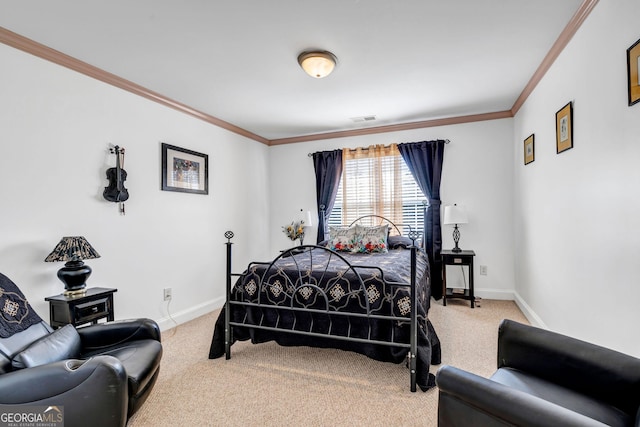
[627,37,640,106]
[524,134,535,165]
[555,102,573,154]
[161,143,209,194]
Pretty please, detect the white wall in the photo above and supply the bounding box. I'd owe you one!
[268,118,515,300]
[513,0,640,357]
[0,44,270,330]
[3,0,638,360]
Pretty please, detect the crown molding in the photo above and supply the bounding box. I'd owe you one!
[511,0,599,115]
[268,110,513,146]
[1,0,598,147]
[0,26,269,145]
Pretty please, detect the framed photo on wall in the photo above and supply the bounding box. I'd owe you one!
[161,143,209,194]
[555,102,573,154]
[524,134,535,165]
[628,37,640,106]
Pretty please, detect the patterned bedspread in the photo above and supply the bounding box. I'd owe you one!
[209,246,441,391]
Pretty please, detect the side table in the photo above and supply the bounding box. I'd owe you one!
[45,287,117,328]
[441,250,476,308]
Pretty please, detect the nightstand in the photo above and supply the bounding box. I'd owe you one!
[45,287,117,328]
[441,250,476,308]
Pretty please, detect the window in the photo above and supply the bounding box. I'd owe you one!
[328,144,426,235]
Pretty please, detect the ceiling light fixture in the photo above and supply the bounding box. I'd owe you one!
[297,50,337,78]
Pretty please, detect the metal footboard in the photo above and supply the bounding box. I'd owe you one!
[222,231,421,392]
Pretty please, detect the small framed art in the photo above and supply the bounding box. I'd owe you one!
[524,134,535,165]
[555,102,573,154]
[627,37,640,106]
[161,143,209,194]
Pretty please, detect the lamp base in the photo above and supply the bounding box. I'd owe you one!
[57,260,91,294]
[452,225,462,253]
[63,288,88,296]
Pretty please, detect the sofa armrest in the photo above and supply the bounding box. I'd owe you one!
[497,319,640,414]
[0,356,128,427]
[436,365,607,427]
[77,318,161,352]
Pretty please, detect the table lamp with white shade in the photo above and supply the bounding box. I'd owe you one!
[443,204,468,253]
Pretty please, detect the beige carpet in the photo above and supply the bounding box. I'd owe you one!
[128,298,528,427]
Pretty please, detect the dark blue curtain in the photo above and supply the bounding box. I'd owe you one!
[398,140,446,300]
[312,150,343,243]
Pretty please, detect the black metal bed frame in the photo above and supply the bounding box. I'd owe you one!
[222,217,423,392]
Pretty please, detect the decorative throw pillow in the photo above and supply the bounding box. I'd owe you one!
[326,226,358,252]
[11,324,81,369]
[354,225,389,253]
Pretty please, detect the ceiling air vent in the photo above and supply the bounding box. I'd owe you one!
[350,115,377,123]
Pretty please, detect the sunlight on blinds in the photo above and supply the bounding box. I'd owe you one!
[329,144,426,235]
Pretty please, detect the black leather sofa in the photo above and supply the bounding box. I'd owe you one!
[436,319,640,427]
[0,273,162,427]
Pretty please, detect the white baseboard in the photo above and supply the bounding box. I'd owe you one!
[474,288,514,300]
[473,288,547,329]
[156,296,224,331]
[513,292,548,329]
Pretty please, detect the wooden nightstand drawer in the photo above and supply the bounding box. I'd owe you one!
[75,298,110,323]
[45,287,117,328]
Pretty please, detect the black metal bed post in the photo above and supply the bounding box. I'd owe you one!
[409,244,418,392]
[224,231,234,360]
[318,204,326,244]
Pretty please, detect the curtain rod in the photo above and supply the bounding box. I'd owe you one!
[307,139,450,157]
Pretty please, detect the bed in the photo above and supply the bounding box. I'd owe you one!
[208,216,441,391]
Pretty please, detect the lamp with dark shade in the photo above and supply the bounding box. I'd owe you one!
[443,204,468,253]
[45,236,100,295]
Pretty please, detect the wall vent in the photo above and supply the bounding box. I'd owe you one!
[350,115,377,123]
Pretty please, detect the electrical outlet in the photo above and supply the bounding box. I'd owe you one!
[163,287,172,301]
[480,265,488,275]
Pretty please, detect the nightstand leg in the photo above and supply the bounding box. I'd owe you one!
[442,264,447,306]
[469,259,475,308]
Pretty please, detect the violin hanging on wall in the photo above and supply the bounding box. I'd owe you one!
[103,145,129,214]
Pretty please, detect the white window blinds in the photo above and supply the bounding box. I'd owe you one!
[328,144,426,235]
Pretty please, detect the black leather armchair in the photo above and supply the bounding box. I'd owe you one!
[436,319,640,427]
[0,273,162,427]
